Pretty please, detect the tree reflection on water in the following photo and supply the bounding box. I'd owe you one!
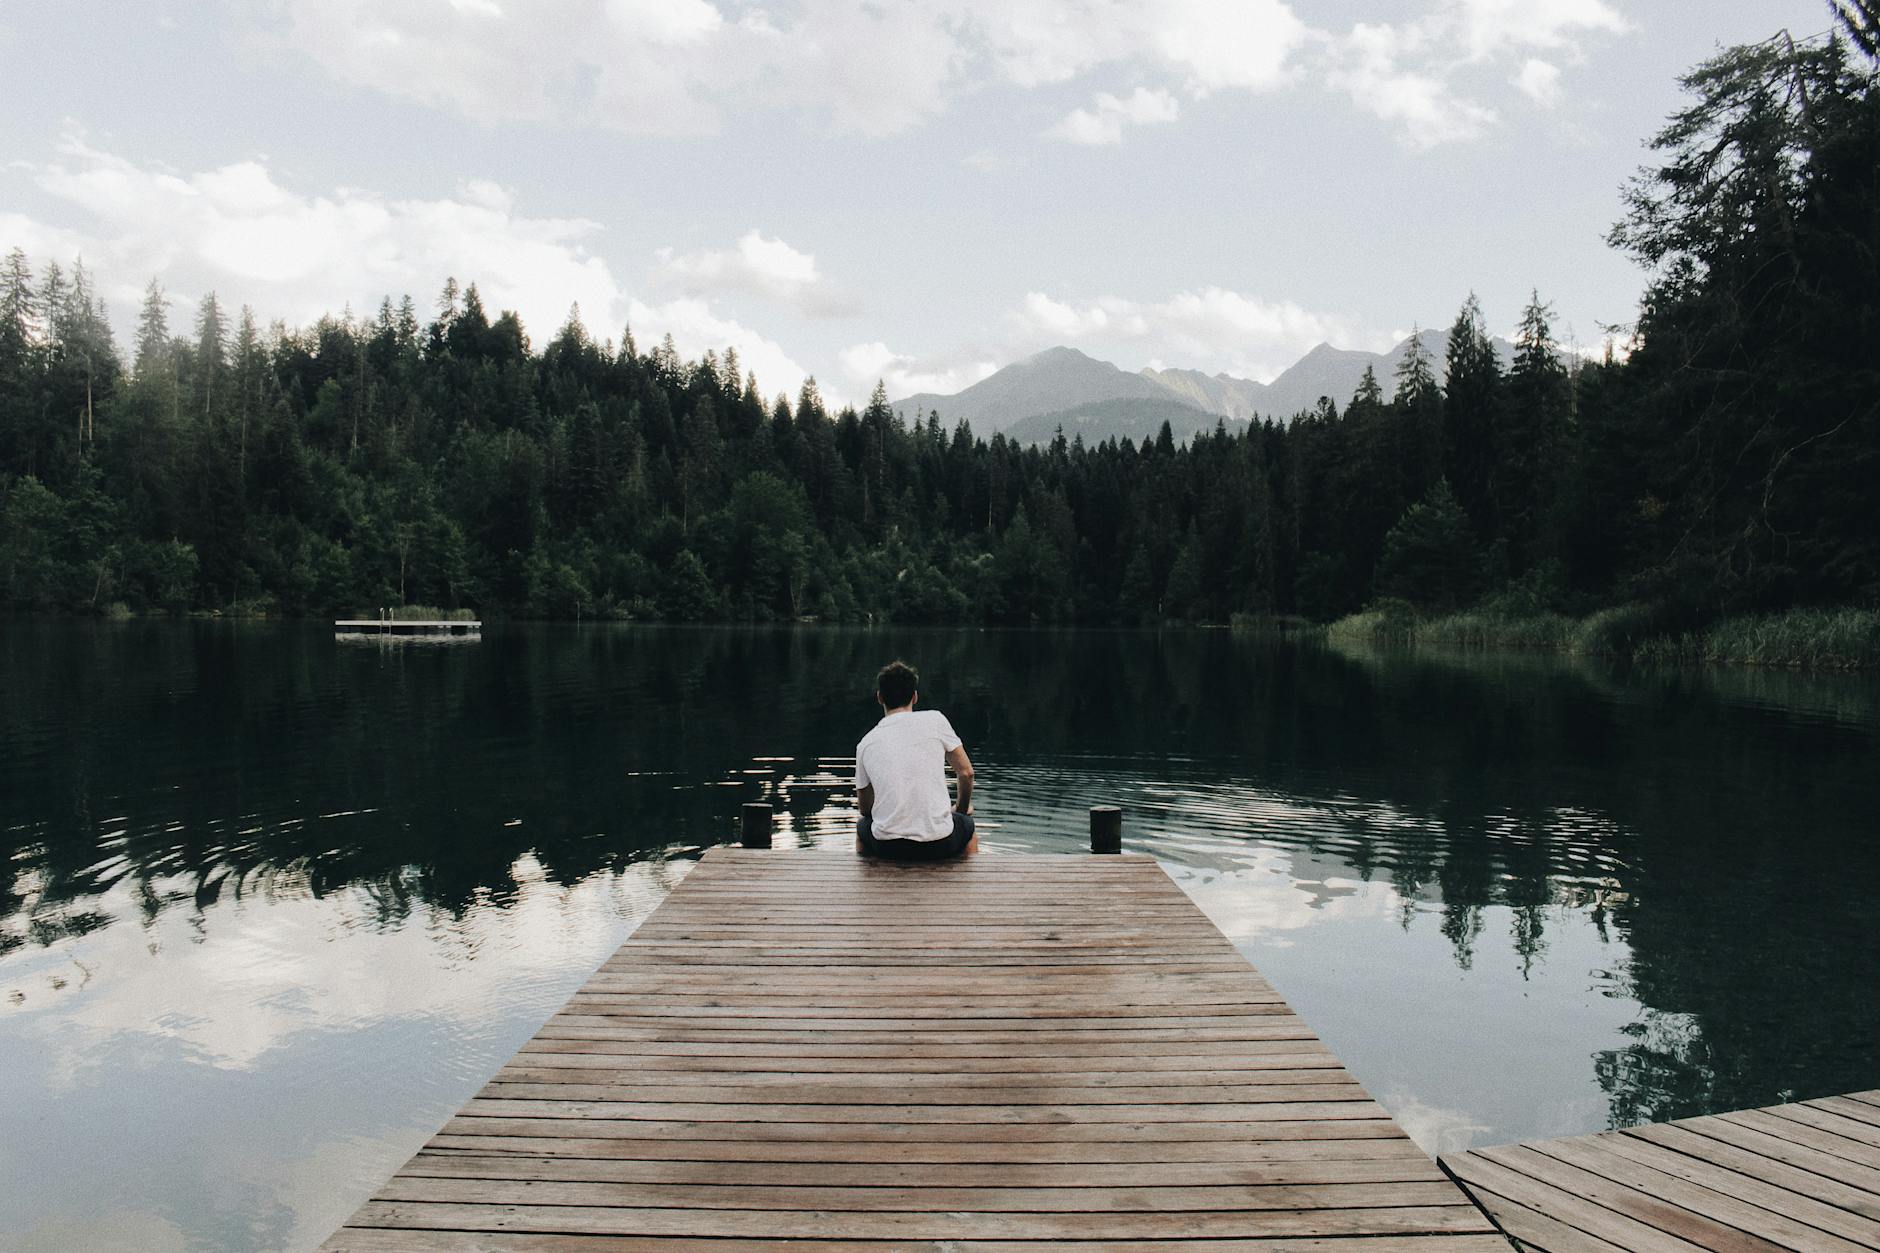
[3,620,1877,1133]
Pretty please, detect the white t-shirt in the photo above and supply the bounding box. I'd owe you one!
[854,709,962,841]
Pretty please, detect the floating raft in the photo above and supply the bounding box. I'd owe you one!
[333,619,481,634]
[1441,1089,1880,1252]
[321,849,1503,1250]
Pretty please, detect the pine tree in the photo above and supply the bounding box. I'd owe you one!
[1392,326,1437,407]
[1441,294,1503,539]
[195,292,229,420]
[134,279,172,380]
[1607,20,1880,606]
[0,249,35,476]
[652,333,681,382]
[1503,291,1573,573]
[66,260,116,446]
[1352,364,1383,409]
[38,261,68,348]
[396,295,419,347]
[436,277,460,322]
[233,306,263,480]
[796,377,826,424]
[0,248,33,347]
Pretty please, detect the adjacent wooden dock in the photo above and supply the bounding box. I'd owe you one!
[321,849,1504,1250]
[1441,1090,1880,1252]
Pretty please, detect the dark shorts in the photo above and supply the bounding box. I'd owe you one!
[858,811,975,861]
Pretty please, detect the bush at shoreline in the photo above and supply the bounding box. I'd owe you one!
[1326,605,1880,670]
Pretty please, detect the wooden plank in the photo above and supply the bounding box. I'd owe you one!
[531,1024,1325,1043]
[513,1040,1337,1063]
[1669,1115,1880,1197]
[1762,1104,1880,1152]
[431,1128,1425,1160]
[320,849,1490,1249]
[1724,1110,1880,1171]
[1476,1144,1781,1253]
[438,1115,1414,1145]
[1811,1096,1880,1130]
[1602,1127,1880,1245]
[1526,1135,1871,1253]
[495,1061,1350,1084]
[370,1176,1472,1213]
[579,969,1277,990]
[1443,1149,1715,1253]
[1442,1088,1880,1253]
[539,1008,1308,1028]
[396,1150,1452,1186]
[458,1097,1386,1122]
[326,1231,1517,1252]
[339,1200,1495,1240]
[1624,1124,1880,1218]
[505,1054,1346,1074]
[471,1082,1369,1106]
[1442,1163,1633,1253]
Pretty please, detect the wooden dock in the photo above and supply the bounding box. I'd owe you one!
[321,849,1504,1250]
[1441,1090,1880,1252]
[334,619,481,634]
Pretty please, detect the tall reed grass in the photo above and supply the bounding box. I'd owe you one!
[1636,608,1880,669]
[1324,604,1880,669]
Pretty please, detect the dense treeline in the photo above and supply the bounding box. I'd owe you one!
[1,13,1875,625]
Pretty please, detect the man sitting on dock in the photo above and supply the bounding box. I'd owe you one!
[855,660,976,860]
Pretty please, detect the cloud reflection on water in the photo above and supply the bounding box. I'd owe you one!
[2,855,679,1248]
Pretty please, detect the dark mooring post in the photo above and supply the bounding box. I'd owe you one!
[740,802,774,849]
[1090,805,1122,854]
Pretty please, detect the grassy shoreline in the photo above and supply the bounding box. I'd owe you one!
[1325,605,1880,670]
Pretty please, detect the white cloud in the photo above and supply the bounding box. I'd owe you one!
[1011,286,1370,382]
[1047,87,1180,145]
[258,0,962,137]
[1332,23,1497,149]
[10,133,837,400]
[1447,0,1626,61]
[250,0,1311,140]
[605,0,724,44]
[17,132,627,345]
[1147,0,1306,92]
[628,296,817,401]
[243,0,1623,148]
[971,0,1305,94]
[839,341,999,400]
[1323,0,1622,146]
[655,229,855,315]
[1513,58,1563,105]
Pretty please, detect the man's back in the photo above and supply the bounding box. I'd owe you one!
[855,709,960,841]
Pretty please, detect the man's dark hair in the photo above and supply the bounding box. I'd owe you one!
[876,660,918,709]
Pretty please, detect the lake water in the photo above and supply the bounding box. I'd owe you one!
[2,622,1877,1250]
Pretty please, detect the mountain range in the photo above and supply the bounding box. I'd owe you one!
[891,331,1514,446]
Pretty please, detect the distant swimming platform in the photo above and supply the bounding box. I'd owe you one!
[333,619,482,636]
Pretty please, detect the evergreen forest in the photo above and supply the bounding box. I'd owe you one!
[1,13,1875,634]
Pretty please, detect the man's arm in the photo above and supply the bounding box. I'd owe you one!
[857,784,874,817]
[946,744,974,814]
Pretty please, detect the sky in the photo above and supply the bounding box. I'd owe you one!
[0,0,1835,408]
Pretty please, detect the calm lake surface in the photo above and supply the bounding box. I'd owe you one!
[2,622,1877,1250]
